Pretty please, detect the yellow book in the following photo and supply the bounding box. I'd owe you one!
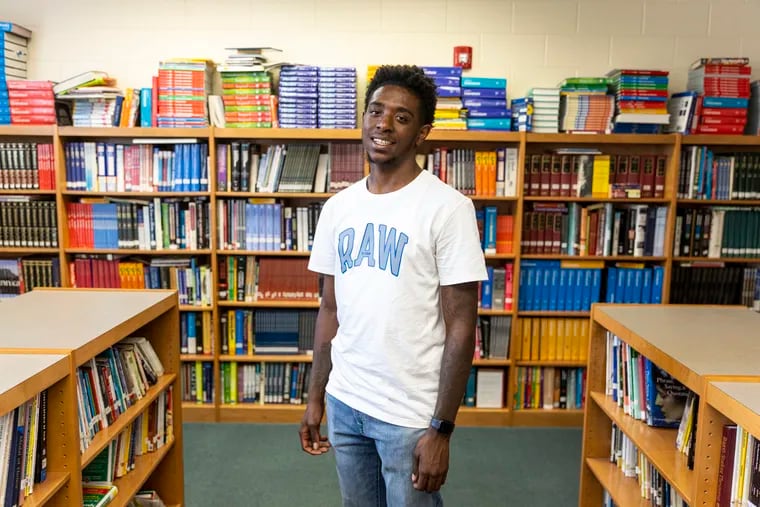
[195,361,203,403]
[530,318,541,360]
[521,318,532,361]
[202,312,212,355]
[546,318,558,360]
[579,319,590,362]
[230,361,238,404]
[560,259,605,270]
[227,310,236,356]
[571,319,582,362]
[591,154,610,198]
[539,318,550,360]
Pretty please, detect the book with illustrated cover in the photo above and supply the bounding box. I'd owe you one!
[645,359,690,427]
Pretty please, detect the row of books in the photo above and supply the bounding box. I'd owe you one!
[66,198,210,250]
[477,209,514,255]
[0,142,55,190]
[0,390,47,506]
[518,260,665,312]
[64,142,210,193]
[514,317,590,362]
[420,147,519,197]
[479,264,514,311]
[179,311,213,355]
[670,264,760,308]
[82,398,172,485]
[514,366,586,410]
[70,256,214,306]
[0,257,61,297]
[220,361,313,405]
[216,200,320,252]
[214,257,318,303]
[0,198,57,248]
[716,423,760,507]
[606,427,688,506]
[674,207,760,258]
[462,368,504,408]
[473,315,511,360]
[219,309,317,356]
[75,336,166,453]
[180,362,213,404]
[523,152,667,199]
[678,147,760,200]
[522,203,667,257]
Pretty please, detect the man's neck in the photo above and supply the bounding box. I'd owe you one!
[367,161,422,194]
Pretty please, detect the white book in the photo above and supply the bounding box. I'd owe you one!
[475,369,504,409]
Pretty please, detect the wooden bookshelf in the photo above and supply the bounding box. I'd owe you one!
[0,354,72,507]
[579,304,760,506]
[0,289,184,506]
[2,127,760,428]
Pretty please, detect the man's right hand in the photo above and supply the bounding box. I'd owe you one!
[299,400,331,455]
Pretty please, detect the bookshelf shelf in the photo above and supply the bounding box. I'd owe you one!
[427,130,521,143]
[681,134,760,146]
[673,256,760,263]
[676,198,760,206]
[219,354,313,362]
[469,195,519,202]
[477,309,514,316]
[0,189,57,195]
[483,253,516,260]
[0,125,56,136]
[178,305,213,312]
[514,360,586,367]
[523,196,671,204]
[182,402,216,423]
[217,249,311,257]
[705,382,760,442]
[22,472,71,507]
[218,403,306,423]
[109,437,175,507]
[215,191,334,199]
[81,374,176,468]
[58,127,210,138]
[520,254,666,262]
[585,458,647,507]
[0,354,69,410]
[457,406,512,427]
[518,311,590,317]
[62,191,211,198]
[0,247,60,254]
[180,354,214,361]
[472,358,511,366]
[217,300,320,309]
[64,248,212,256]
[213,127,360,140]
[526,133,676,145]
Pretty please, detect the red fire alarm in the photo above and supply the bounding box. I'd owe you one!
[454,46,472,69]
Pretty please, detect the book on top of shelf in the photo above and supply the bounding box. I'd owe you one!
[53,71,113,96]
[690,57,750,70]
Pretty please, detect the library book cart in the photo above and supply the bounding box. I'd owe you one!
[0,288,184,506]
[579,304,760,506]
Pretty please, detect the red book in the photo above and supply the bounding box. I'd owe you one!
[654,156,666,198]
[504,263,514,311]
[694,124,746,134]
[700,116,747,125]
[640,155,655,198]
[701,107,747,117]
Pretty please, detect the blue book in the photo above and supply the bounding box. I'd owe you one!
[702,96,749,108]
[481,266,494,309]
[140,87,152,127]
[645,359,689,427]
[466,118,511,130]
[463,98,508,109]
[483,206,497,253]
[461,77,507,89]
[462,88,507,99]
[467,107,510,118]
[421,66,462,77]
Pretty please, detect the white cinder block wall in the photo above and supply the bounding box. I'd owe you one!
[2,0,759,106]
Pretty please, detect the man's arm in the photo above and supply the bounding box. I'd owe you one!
[299,274,338,455]
[412,281,479,492]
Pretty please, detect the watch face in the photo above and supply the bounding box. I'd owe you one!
[432,418,455,434]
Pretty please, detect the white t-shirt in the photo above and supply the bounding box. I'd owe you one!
[308,170,488,428]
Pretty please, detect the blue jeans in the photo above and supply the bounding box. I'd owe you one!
[326,393,444,507]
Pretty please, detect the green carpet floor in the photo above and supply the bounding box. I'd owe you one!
[183,423,582,506]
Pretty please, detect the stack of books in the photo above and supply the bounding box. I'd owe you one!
[462,76,510,131]
[510,97,533,132]
[558,77,615,134]
[607,69,671,134]
[216,47,278,128]
[687,57,751,135]
[54,71,121,127]
[423,66,466,130]
[318,66,357,129]
[8,80,55,125]
[156,58,214,128]
[528,88,560,133]
[278,65,319,129]
[0,22,31,125]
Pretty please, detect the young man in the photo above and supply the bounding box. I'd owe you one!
[299,65,487,506]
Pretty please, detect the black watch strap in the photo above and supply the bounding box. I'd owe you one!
[430,417,455,435]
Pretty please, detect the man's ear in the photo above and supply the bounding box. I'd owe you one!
[416,124,432,147]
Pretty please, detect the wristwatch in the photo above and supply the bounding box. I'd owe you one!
[430,417,455,435]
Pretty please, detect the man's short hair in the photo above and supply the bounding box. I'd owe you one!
[365,65,437,127]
